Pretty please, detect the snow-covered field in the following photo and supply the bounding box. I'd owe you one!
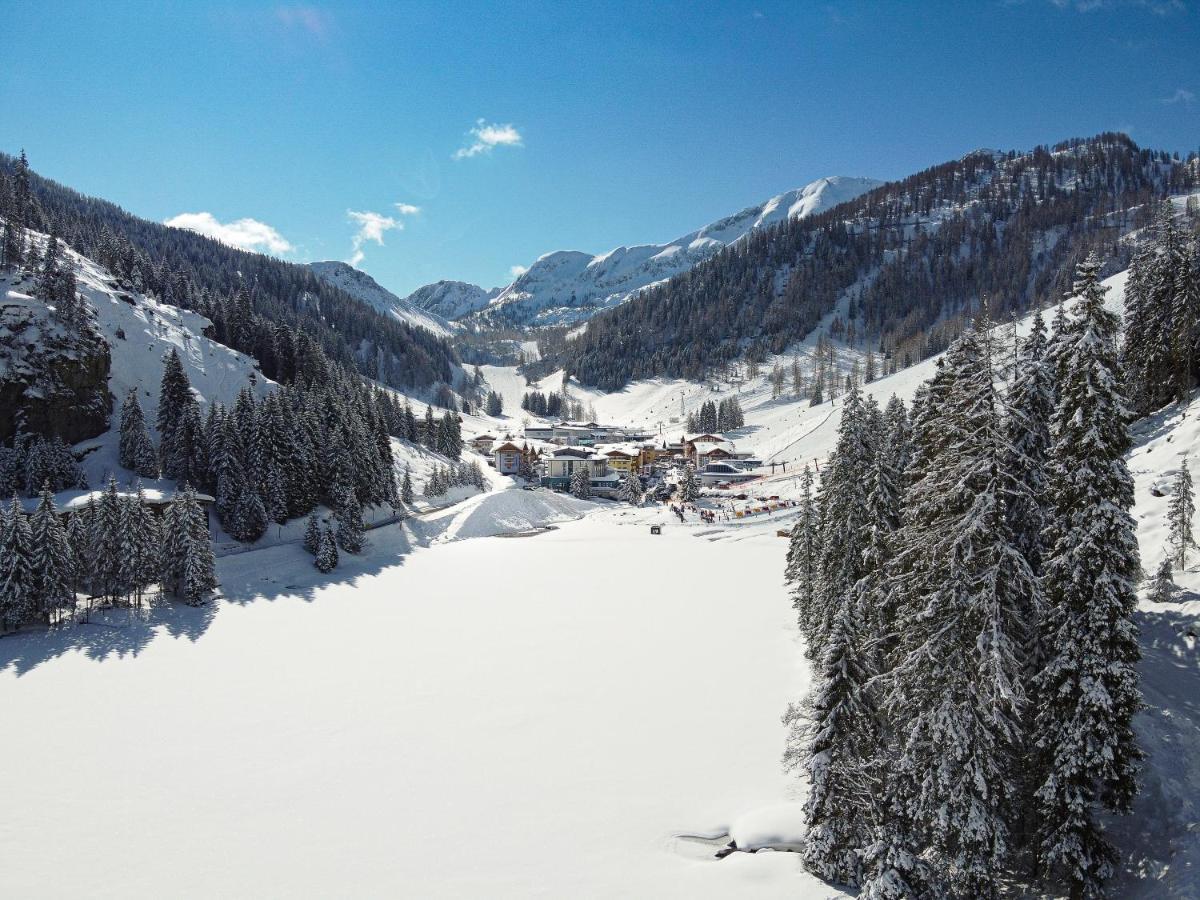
[0,496,830,898]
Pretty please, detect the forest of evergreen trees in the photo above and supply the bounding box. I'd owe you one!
[0,151,459,391]
[562,135,1198,390]
[783,256,1167,897]
[0,481,217,630]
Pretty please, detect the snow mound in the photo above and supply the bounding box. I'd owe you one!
[729,803,807,851]
[436,487,595,542]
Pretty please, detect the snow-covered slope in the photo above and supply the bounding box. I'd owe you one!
[308,260,457,337]
[410,175,881,328]
[405,279,501,320]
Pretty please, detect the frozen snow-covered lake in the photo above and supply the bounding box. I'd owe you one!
[0,506,823,898]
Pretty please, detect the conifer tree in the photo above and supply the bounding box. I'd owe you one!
[303,513,322,555]
[315,525,339,573]
[885,324,1035,897]
[335,484,366,553]
[786,465,821,635]
[119,388,159,478]
[811,384,875,655]
[66,505,94,598]
[570,467,592,500]
[157,348,195,472]
[1004,308,1053,577]
[92,476,126,602]
[679,463,699,503]
[1034,255,1142,898]
[0,496,35,629]
[786,598,881,887]
[1148,556,1175,604]
[179,487,217,605]
[401,464,414,505]
[617,470,642,505]
[1168,458,1195,570]
[30,485,74,622]
[122,487,161,607]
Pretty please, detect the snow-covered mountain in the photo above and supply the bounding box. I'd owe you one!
[407,175,881,329]
[308,261,457,337]
[405,280,502,321]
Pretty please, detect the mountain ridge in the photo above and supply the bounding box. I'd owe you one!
[403,175,882,328]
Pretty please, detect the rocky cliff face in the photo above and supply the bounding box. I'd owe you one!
[0,287,112,445]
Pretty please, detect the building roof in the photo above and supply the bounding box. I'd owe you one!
[692,440,736,456]
[493,442,523,453]
[472,433,496,442]
[17,487,216,515]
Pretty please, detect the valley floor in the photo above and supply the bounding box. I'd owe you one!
[0,496,831,898]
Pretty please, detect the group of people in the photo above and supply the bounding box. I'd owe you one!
[667,503,729,524]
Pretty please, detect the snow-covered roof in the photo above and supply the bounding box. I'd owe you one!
[17,487,216,515]
[692,440,735,455]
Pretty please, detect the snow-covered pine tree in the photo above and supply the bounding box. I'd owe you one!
[30,484,75,622]
[856,418,904,673]
[264,464,289,527]
[423,405,437,449]
[1123,207,1190,415]
[335,484,366,553]
[179,487,217,605]
[0,496,36,630]
[1168,458,1195,570]
[617,470,642,505]
[884,322,1035,897]
[570,467,591,500]
[232,481,268,544]
[159,496,187,597]
[811,383,875,658]
[157,348,196,475]
[1034,255,1142,898]
[679,463,699,503]
[303,513,322,555]
[315,525,339,573]
[1148,556,1175,604]
[92,476,126,602]
[122,486,161,607]
[785,597,881,887]
[785,465,821,636]
[1004,307,1053,578]
[401,464,414,504]
[66,504,94,598]
[119,388,159,478]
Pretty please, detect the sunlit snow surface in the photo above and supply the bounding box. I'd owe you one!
[0,495,828,898]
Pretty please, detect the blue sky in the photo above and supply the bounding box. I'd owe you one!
[3,1,1197,298]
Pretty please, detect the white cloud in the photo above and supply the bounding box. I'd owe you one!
[509,264,529,278]
[164,212,293,255]
[453,119,524,160]
[274,5,334,40]
[1161,87,1196,105]
[346,204,419,267]
[1049,0,1185,12]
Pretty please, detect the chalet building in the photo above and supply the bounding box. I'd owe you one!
[603,447,637,474]
[682,433,737,468]
[541,446,610,491]
[470,433,497,454]
[492,442,525,475]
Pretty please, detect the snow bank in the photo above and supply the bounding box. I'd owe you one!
[730,803,807,851]
[434,486,595,542]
